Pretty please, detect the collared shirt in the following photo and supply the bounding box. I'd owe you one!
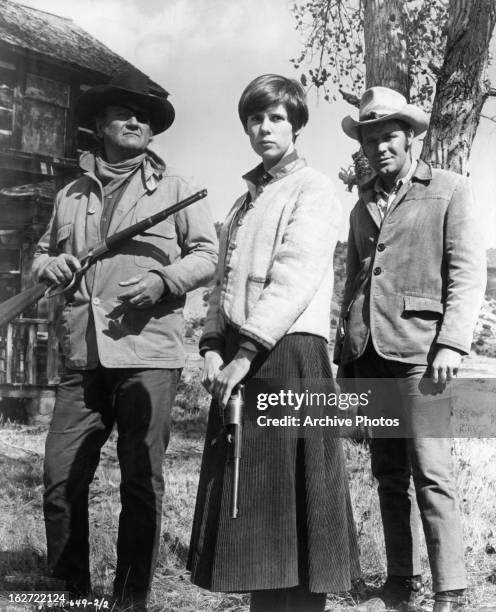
[374,159,417,221]
[229,150,303,239]
[243,148,300,190]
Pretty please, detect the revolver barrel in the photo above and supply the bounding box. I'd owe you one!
[223,385,244,518]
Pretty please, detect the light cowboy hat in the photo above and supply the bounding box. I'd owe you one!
[76,69,175,135]
[342,86,429,140]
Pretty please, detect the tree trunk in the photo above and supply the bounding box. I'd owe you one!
[353,0,410,186]
[421,0,496,174]
[363,0,410,94]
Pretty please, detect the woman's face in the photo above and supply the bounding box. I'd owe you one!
[245,103,299,169]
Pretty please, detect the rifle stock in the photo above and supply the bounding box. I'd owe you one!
[0,189,208,327]
[0,282,47,327]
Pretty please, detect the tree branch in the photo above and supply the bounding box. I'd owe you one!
[339,88,360,107]
[428,60,442,77]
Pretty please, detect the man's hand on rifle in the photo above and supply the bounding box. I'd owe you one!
[42,254,81,286]
[202,350,224,394]
[117,272,166,308]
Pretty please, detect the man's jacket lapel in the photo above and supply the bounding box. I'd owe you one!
[362,186,382,230]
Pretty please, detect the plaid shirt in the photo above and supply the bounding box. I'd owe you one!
[374,159,417,221]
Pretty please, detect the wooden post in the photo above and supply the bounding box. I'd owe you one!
[5,323,13,384]
[26,322,37,385]
[46,298,60,385]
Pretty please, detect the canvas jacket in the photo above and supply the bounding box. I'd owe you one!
[334,159,487,366]
[202,157,341,350]
[33,151,218,369]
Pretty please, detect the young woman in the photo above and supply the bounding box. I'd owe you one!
[187,74,360,612]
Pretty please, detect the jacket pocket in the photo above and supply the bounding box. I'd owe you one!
[403,295,444,315]
[134,217,177,268]
[56,223,73,251]
[245,275,268,317]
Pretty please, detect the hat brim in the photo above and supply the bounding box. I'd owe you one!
[76,84,175,135]
[342,105,429,140]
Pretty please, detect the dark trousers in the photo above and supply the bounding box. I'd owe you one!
[352,343,466,592]
[43,366,181,602]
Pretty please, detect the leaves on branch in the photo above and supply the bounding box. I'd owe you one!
[290,0,448,110]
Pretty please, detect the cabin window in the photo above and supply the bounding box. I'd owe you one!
[21,74,69,157]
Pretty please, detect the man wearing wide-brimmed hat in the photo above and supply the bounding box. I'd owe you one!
[32,70,218,609]
[335,87,486,612]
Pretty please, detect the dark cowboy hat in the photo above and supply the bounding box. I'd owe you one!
[76,69,175,134]
[342,86,429,140]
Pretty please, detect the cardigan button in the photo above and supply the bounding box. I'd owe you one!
[377,243,386,252]
[373,267,382,276]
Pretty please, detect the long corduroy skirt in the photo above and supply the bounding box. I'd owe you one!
[187,330,360,593]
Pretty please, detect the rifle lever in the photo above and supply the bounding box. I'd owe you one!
[44,257,91,299]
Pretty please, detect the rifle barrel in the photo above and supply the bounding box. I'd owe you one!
[231,455,240,519]
[0,189,208,327]
[231,420,242,519]
[104,189,208,254]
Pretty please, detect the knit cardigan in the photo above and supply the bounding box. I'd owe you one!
[202,159,341,350]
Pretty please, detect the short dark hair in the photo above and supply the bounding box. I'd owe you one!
[238,74,309,132]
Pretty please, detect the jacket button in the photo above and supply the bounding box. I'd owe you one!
[377,243,386,252]
[373,267,382,276]
[92,297,100,305]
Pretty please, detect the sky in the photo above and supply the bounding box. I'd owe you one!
[14,0,496,247]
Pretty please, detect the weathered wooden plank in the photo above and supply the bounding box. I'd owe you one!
[11,57,25,150]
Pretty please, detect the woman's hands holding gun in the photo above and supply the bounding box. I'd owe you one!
[207,348,255,408]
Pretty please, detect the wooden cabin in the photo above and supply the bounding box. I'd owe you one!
[0,0,165,418]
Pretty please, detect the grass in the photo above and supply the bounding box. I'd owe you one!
[1,367,496,611]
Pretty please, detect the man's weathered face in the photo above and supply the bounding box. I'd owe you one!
[360,119,413,181]
[96,105,153,162]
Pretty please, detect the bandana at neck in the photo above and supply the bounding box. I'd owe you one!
[95,152,146,195]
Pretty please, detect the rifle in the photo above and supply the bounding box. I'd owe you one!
[0,189,208,327]
[222,384,244,518]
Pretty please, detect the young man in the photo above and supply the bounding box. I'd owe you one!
[32,70,218,610]
[335,87,486,612]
